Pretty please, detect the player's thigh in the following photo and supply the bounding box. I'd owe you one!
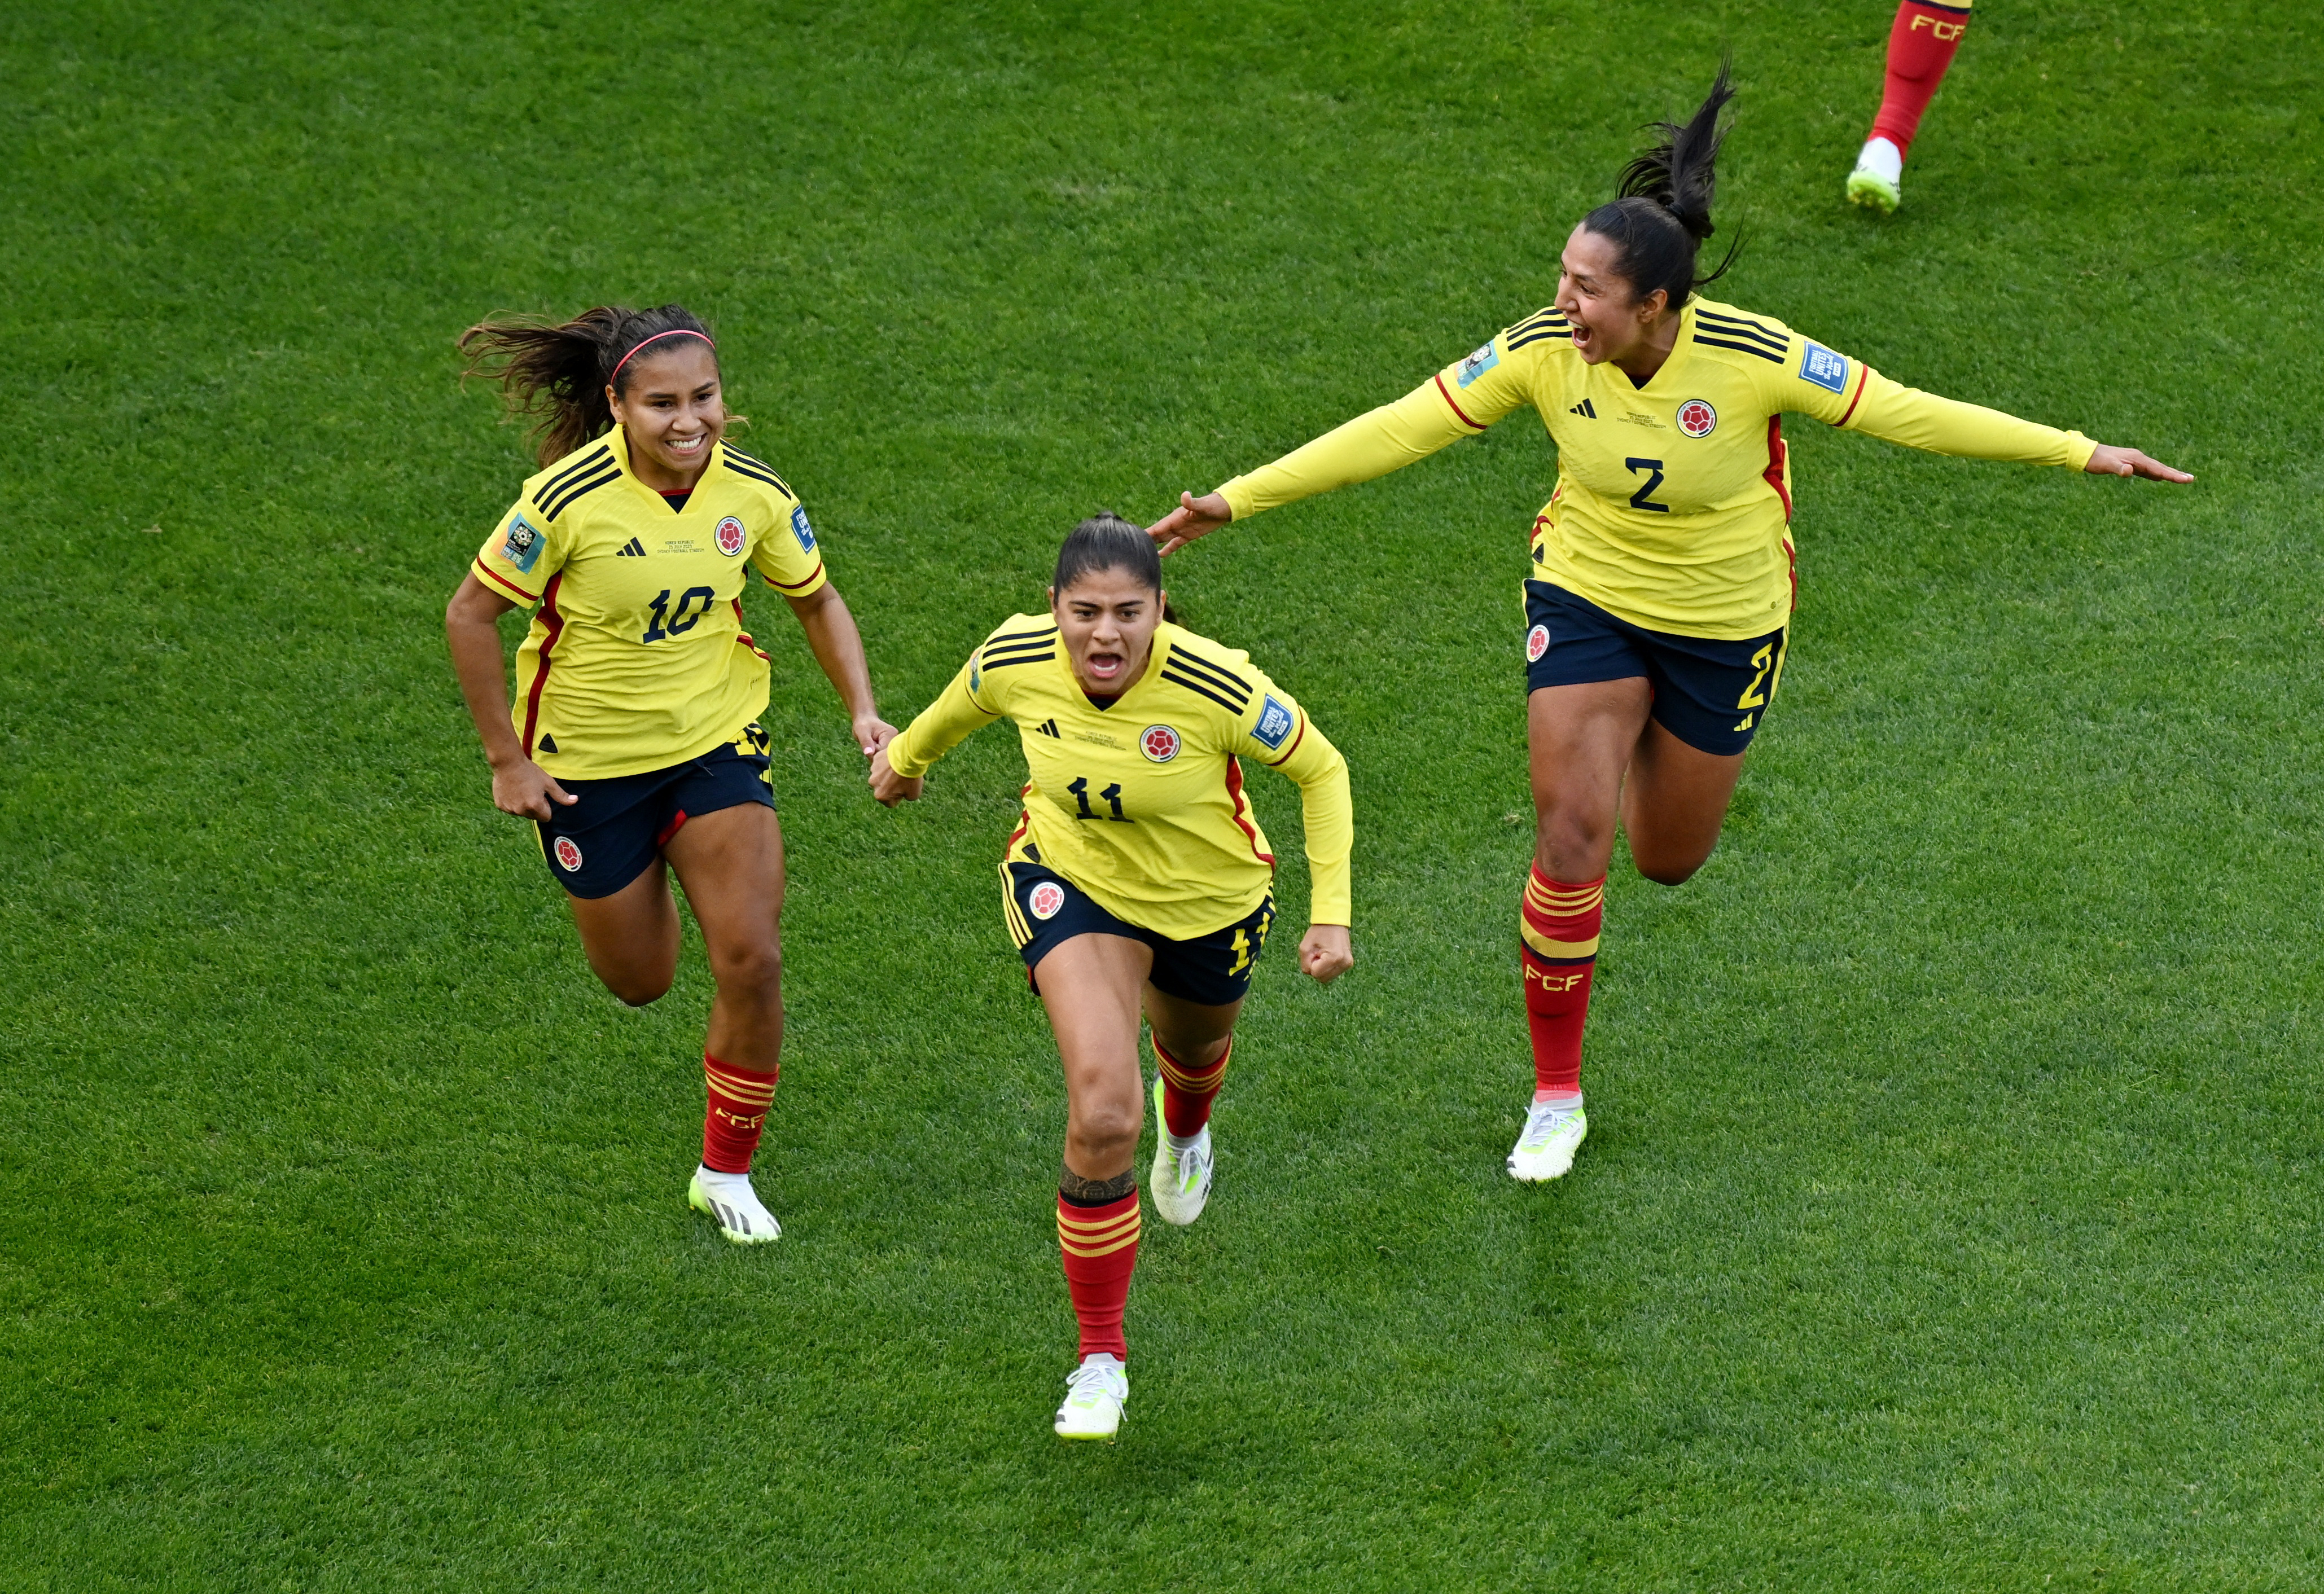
[1033,933,1152,1133]
[567,859,682,1002]
[663,802,786,982]
[1621,720,1748,885]
[1528,680,1654,875]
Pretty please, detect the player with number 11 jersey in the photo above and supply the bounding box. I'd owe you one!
[872,514,1353,1442]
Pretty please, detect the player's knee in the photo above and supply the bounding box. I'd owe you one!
[1069,1103,1141,1161]
[711,938,784,1002]
[1635,858,1702,888]
[1632,842,1713,888]
[603,969,674,1007]
[1533,811,1612,875]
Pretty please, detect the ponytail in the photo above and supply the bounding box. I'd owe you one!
[458,304,718,465]
[1580,62,1742,311]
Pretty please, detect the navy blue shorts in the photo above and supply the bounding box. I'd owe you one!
[1003,858,1274,1008]
[1524,580,1790,756]
[534,723,775,899]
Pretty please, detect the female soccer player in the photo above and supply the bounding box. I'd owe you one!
[869,514,1354,1441]
[1148,67,2187,1187]
[445,304,897,1245]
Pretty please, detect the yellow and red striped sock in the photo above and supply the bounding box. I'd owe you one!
[1155,1037,1232,1138]
[1521,866,1603,1100]
[701,1052,779,1174]
[1056,1188,1140,1360]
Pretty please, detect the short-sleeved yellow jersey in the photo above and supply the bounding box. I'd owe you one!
[470,428,830,779]
[1220,296,2097,639]
[884,617,1353,940]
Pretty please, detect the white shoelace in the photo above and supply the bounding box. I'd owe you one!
[1521,1104,1581,1149]
[1064,1359,1126,1404]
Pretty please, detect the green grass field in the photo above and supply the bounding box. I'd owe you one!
[5,2,2321,1587]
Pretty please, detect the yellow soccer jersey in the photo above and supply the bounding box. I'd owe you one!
[1220,296,2098,640]
[884,617,1353,940]
[470,428,830,779]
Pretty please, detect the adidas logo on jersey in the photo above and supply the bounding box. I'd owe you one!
[1033,718,1062,738]
[615,537,647,556]
[1569,399,1598,418]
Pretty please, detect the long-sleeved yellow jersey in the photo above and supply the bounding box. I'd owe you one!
[1218,296,2098,639]
[885,616,1353,939]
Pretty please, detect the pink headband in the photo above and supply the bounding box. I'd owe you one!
[609,328,714,385]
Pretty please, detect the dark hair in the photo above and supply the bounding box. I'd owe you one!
[1053,512,1178,625]
[1579,63,1740,311]
[458,304,719,464]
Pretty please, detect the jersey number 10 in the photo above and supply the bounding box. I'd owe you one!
[641,586,718,643]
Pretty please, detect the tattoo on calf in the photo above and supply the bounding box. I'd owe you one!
[1059,1165,1137,1205]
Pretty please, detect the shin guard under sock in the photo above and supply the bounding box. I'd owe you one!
[1056,1188,1140,1360]
[700,1052,779,1175]
[1521,866,1603,1098]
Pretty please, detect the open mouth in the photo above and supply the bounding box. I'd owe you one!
[1083,649,1126,683]
[666,434,707,456]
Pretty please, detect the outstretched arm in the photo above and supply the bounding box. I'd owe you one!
[1840,368,2191,481]
[871,650,1003,806]
[784,581,897,758]
[1152,352,1523,555]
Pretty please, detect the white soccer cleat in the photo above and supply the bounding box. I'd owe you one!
[1148,1076,1214,1227]
[1846,136,1904,214]
[1054,1353,1128,1441]
[688,1166,782,1244]
[1507,1100,1588,1183]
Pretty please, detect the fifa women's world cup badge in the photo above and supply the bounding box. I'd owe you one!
[1677,399,1717,438]
[1141,725,1181,763]
[716,516,747,556]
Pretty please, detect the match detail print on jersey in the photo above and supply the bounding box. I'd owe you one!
[883,617,1354,939]
[1214,296,2096,640]
[470,431,830,779]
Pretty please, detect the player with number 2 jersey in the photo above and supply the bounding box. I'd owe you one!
[1148,67,2187,1191]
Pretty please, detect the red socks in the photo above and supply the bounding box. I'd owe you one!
[1056,1190,1140,1360]
[1156,1038,1231,1138]
[700,1052,779,1174]
[1521,866,1603,1099]
[1870,0,1972,159]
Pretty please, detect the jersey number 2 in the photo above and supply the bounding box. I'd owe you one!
[1625,458,1670,513]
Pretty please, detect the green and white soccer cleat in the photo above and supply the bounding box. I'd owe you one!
[1506,1100,1588,1183]
[688,1166,782,1244]
[1846,136,1904,214]
[1148,1076,1214,1227]
[1054,1353,1128,1441]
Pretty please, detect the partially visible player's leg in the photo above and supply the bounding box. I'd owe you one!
[566,860,682,1007]
[1620,722,1749,887]
[1517,678,1648,1181]
[1850,0,1974,213]
[664,802,788,1243]
[1032,930,1152,1439]
[1144,986,1243,1227]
